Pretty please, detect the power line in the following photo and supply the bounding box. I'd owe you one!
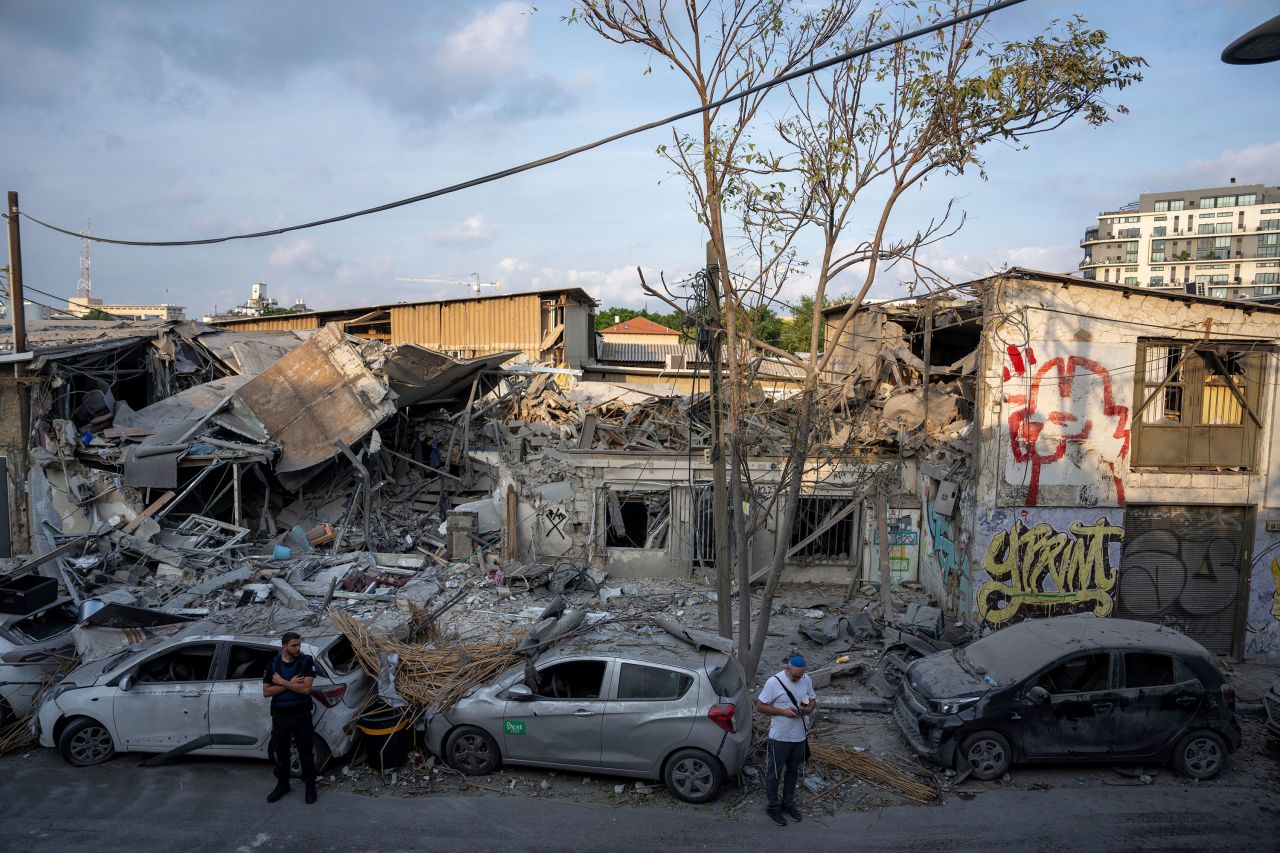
[14,0,1029,248]
[19,282,134,322]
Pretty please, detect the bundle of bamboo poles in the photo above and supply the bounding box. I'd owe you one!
[807,739,937,804]
[328,609,524,713]
[751,717,936,804]
[0,654,80,755]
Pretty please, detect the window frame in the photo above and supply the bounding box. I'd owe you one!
[1131,339,1268,469]
[613,661,696,701]
[1120,652,1198,691]
[1027,651,1116,698]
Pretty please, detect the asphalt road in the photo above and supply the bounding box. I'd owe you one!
[1,751,1275,853]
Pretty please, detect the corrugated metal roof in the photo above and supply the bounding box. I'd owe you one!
[209,286,597,328]
[596,341,703,364]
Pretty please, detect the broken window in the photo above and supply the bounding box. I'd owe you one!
[325,636,359,675]
[223,644,278,681]
[616,664,694,700]
[1122,653,1193,689]
[1034,653,1111,695]
[533,660,607,699]
[1132,340,1267,469]
[692,484,716,567]
[8,602,78,643]
[606,489,670,549]
[789,497,857,560]
[134,642,217,684]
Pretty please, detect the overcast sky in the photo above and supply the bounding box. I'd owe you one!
[1,1,1277,318]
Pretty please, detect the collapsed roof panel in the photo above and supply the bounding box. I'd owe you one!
[231,324,397,476]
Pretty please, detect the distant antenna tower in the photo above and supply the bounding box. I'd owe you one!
[77,221,93,301]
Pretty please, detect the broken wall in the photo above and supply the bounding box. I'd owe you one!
[968,274,1280,659]
[489,448,906,585]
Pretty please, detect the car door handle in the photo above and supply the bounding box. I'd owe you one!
[1092,702,1114,712]
[573,709,596,717]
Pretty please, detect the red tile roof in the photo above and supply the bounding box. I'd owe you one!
[599,316,680,336]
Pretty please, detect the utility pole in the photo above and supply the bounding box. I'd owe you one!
[703,241,732,639]
[920,299,933,430]
[6,191,31,558]
[6,192,27,354]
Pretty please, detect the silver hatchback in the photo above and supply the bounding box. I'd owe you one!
[426,628,752,803]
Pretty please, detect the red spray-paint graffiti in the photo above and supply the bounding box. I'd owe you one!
[1004,348,1130,506]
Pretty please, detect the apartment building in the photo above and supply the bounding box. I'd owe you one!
[1079,181,1280,301]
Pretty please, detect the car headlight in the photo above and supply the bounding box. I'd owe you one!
[929,696,979,715]
[43,680,75,707]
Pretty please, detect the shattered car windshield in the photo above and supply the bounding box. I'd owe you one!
[958,628,1057,685]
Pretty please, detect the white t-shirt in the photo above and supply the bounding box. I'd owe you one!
[757,670,816,742]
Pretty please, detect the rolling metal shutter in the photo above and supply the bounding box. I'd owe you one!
[1115,505,1248,655]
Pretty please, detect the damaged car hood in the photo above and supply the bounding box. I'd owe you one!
[908,649,991,700]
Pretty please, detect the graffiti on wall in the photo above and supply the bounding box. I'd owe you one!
[977,516,1124,626]
[925,505,970,617]
[1114,515,1244,654]
[1003,346,1130,506]
[1272,558,1280,620]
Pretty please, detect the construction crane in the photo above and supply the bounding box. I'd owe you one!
[393,273,501,296]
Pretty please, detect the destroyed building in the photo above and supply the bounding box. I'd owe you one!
[824,268,1280,661]
[2,267,1277,682]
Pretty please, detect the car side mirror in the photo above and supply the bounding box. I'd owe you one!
[1027,685,1049,703]
[120,674,134,692]
[506,683,534,701]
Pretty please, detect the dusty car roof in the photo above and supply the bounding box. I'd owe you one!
[170,617,342,645]
[540,623,719,670]
[970,617,1211,673]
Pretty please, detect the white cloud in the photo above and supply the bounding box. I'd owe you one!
[1156,141,1280,190]
[486,259,680,308]
[267,238,321,270]
[428,214,496,246]
[1004,244,1081,276]
[438,2,532,78]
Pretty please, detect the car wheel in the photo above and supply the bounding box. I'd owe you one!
[445,726,500,775]
[1172,730,1226,780]
[664,748,724,804]
[957,731,1011,781]
[59,717,116,767]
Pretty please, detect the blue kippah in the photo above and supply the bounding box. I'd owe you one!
[789,655,807,668]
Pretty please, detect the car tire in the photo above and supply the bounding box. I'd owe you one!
[957,730,1011,781]
[663,748,724,804]
[1172,730,1227,780]
[445,726,500,775]
[58,717,116,767]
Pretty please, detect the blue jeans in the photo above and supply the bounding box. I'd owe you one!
[765,738,805,809]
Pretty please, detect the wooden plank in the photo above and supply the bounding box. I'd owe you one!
[577,413,598,450]
[122,490,177,534]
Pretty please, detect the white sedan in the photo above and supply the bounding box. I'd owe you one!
[38,622,371,769]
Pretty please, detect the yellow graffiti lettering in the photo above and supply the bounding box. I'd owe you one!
[1271,558,1280,620]
[977,517,1124,626]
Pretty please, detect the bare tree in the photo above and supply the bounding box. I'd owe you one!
[573,0,1143,678]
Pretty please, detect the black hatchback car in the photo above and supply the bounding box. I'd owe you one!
[893,617,1241,781]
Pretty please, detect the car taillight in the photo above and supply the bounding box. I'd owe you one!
[1221,684,1236,712]
[709,703,736,733]
[313,684,347,708]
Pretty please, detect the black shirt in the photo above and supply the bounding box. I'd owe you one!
[263,653,317,712]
